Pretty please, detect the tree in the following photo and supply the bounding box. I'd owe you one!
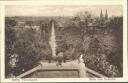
[107,16,123,76]
[73,11,94,54]
[13,29,44,75]
[5,19,17,28]
[5,19,16,77]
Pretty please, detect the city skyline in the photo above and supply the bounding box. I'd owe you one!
[5,5,122,17]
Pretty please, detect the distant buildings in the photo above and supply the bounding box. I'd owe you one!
[100,9,108,20]
[87,9,110,34]
[99,9,109,25]
[8,9,110,35]
[16,21,42,31]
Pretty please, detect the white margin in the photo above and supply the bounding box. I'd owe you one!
[0,0,127,82]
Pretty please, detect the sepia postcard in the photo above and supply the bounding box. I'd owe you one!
[0,0,128,82]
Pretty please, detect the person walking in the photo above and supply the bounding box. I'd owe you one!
[47,54,52,63]
[63,54,67,63]
[56,52,63,67]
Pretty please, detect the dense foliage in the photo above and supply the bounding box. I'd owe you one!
[5,11,123,77]
[5,19,52,77]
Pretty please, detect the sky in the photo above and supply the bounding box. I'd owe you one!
[5,5,123,17]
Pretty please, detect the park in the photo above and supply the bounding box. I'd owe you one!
[5,7,123,78]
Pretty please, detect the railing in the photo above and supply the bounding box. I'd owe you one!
[85,67,107,78]
[16,60,107,78]
[16,66,40,78]
[16,65,107,78]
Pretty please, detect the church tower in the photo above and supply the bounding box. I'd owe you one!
[100,9,103,20]
[100,9,104,25]
[105,10,108,20]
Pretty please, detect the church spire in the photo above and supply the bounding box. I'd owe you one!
[100,9,103,20]
[105,9,108,20]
